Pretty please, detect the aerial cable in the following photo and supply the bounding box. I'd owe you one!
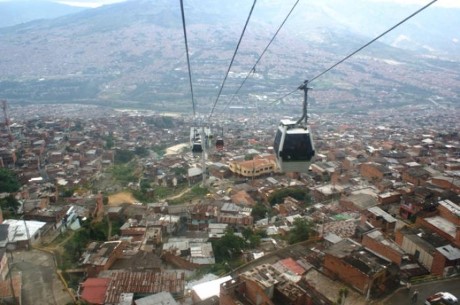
[208,0,257,119]
[271,0,438,104]
[180,0,196,117]
[224,0,301,110]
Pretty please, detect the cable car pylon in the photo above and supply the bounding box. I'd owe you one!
[274,80,315,173]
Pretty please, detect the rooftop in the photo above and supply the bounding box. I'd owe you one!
[192,275,232,301]
[424,215,457,238]
[104,270,185,303]
[367,206,397,223]
[438,199,460,217]
[3,219,46,243]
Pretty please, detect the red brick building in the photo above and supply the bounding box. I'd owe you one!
[360,162,392,181]
[81,241,126,277]
[402,168,430,186]
[431,176,460,194]
[395,226,460,276]
[219,264,332,305]
[360,206,397,235]
[361,229,405,265]
[322,239,392,296]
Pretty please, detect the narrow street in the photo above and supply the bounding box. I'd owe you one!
[382,278,460,305]
[9,250,73,305]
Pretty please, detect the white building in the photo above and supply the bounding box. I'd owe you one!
[3,219,46,249]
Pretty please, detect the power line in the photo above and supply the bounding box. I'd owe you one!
[208,0,257,119]
[180,0,196,117]
[271,0,438,105]
[224,0,300,110]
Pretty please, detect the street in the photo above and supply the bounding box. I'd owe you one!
[9,249,73,305]
[382,278,460,305]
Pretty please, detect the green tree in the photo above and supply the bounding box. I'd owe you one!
[288,217,312,244]
[244,153,256,161]
[114,149,135,164]
[241,228,263,249]
[61,188,75,198]
[248,234,261,248]
[172,167,187,176]
[0,195,20,214]
[134,146,149,158]
[212,230,246,262]
[251,202,269,221]
[104,133,114,149]
[61,217,111,269]
[0,168,21,193]
[140,179,151,192]
[268,187,311,205]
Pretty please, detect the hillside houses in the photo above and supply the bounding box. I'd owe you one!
[0,105,459,304]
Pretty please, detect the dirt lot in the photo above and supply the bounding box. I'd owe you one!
[10,249,74,305]
[108,191,137,206]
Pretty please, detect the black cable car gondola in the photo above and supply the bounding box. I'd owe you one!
[274,81,315,173]
[191,128,203,154]
[216,137,224,151]
[215,127,224,151]
[192,140,203,153]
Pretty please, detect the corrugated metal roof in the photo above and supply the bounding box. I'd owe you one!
[105,271,185,304]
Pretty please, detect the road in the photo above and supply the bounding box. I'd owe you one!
[382,278,460,305]
[9,250,74,305]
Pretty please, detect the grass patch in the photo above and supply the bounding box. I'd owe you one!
[168,185,209,205]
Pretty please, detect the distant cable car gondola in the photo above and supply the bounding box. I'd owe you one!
[215,127,224,151]
[191,128,203,154]
[216,137,224,151]
[274,80,315,173]
[192,140,203,153]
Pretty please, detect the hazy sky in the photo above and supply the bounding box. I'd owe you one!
[56,0,126,8]
[0,0,459,8]
[57,0,460,9]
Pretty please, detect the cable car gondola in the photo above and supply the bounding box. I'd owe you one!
[274,80,315,173]
[192,139,203,154]
[216,137,224,151]
[274,120,314,172]
[215,127,224,151]
[190,128,203,154]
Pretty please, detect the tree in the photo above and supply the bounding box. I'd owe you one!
[251,202,270,221]
[244,153,256,161]
[134,146,149,158]
[114,149,135,164]
[268,187,310,205]
[104,133,114,149]
[241,228,263,248]
[0,195,20,214]
[0,168,21,193]
[288,217,312,244]
[212,230,246,262]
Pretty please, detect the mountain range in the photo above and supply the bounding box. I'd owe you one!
[0,0,85,28]
[0,0,459,113]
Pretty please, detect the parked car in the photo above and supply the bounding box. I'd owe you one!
[425,292,458,305]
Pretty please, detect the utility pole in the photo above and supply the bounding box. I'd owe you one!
[201,126,206,186]
[1,100,14,148]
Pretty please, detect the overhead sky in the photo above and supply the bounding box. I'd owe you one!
[55,0,460,9]
[55,0,126,8]
[0,0,459,8]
